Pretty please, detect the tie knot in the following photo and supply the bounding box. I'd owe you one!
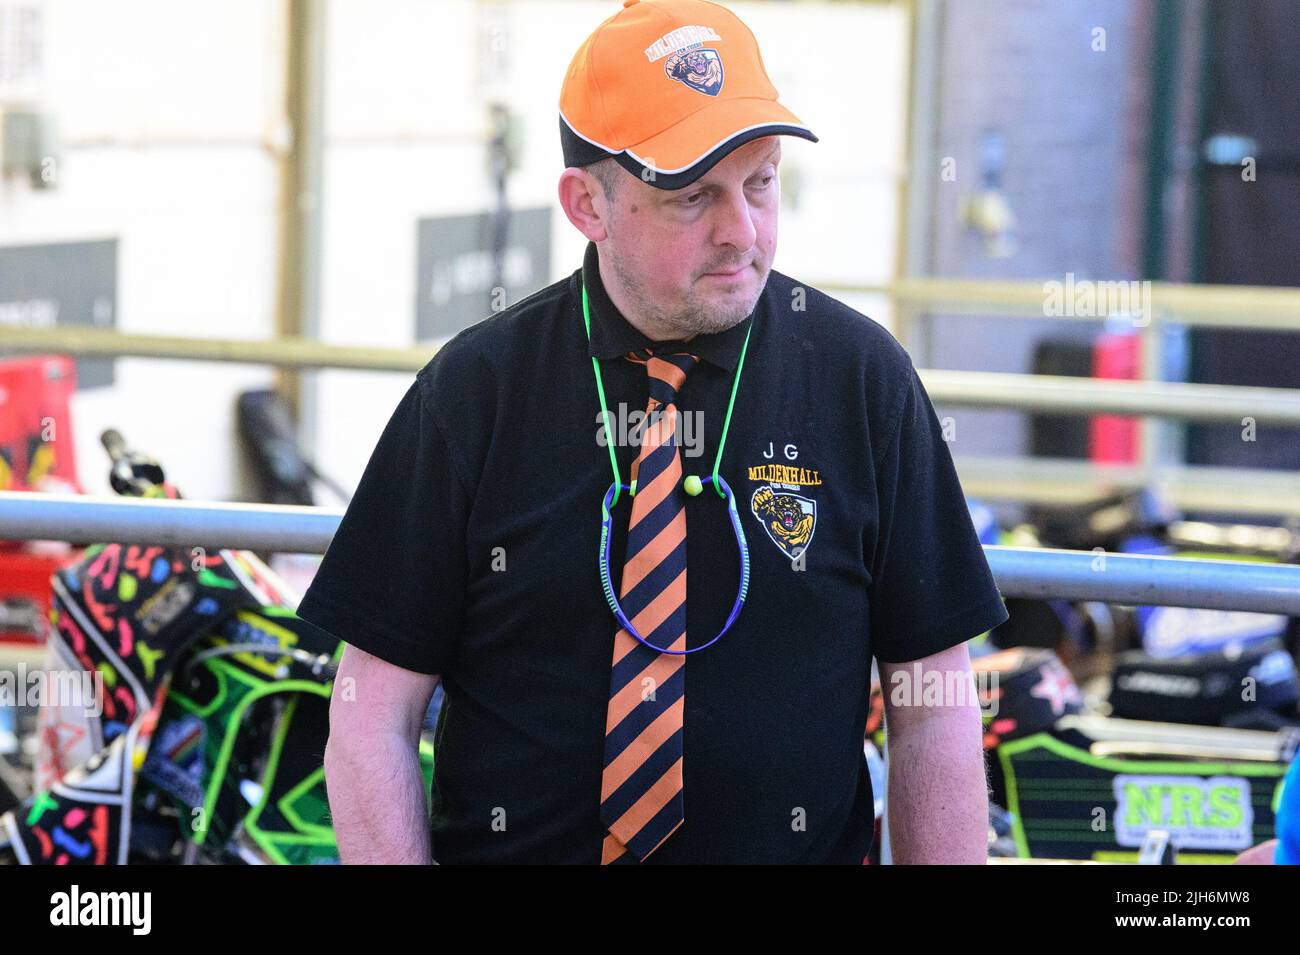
[624,346,700,407]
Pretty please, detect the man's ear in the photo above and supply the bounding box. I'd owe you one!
[558,168,610,242]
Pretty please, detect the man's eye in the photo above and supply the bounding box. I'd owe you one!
[752,174,775,188]
[681,192,705,205]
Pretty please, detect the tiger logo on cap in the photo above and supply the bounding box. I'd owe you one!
[664,48,724,96]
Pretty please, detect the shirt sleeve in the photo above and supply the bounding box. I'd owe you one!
[868,360,1009,664]
[296,377,469,675]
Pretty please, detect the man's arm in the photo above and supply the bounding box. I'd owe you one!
[324,643,440,864]
[878,640,988,864]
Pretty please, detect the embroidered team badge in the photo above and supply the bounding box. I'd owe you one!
[664,49,724,96]
[645,25,726,97]
[750,485,816,560]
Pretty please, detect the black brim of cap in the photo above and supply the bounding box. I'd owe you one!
[561,115,817,191]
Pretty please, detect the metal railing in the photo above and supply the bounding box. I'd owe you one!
[0,491,343,555]
[921,371,1300,425]
[984,544,1300,615]
[2,492,1298,615]
[952,457,1300,517]
[0,325,428,372]
[834,276,1300,517]
[7,324,1300,421]
[5,276,1299,516]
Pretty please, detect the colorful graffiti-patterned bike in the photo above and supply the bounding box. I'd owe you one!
[0,430,433,864]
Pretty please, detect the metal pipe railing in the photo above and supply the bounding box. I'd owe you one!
[829,276,1300,328]
[5,326,1300,424]
[953,457,1300,516]
[0,492,343,554]
[2,493,1298,615]
[0,326,433,372]
[922,370,1300,424]
[984,545,1300,615]
[5,276,1298,516]
[824,277,1300,518]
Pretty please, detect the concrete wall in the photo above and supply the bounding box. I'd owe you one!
[916,0,1147,463]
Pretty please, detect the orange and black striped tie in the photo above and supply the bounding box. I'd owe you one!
[600,345,700,864]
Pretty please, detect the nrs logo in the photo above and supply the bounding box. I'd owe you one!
[1113,775,1253,850]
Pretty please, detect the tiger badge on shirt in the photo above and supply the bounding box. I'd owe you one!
[746,460,822,560]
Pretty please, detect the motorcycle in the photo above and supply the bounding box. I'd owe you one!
[0,430,435,864]
[863,491,1300,863]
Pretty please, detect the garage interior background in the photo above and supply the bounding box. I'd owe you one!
[0,0,1296,526]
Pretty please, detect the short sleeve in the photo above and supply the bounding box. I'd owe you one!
[868,361,1008,663]
[296,378,469,675]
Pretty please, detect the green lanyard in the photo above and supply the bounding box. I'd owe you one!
[581,281,752,507]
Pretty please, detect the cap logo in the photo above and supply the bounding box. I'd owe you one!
[646,25,725,98]
[664,48,724,96]
[644,25,721,62]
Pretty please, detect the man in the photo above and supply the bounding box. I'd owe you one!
[300,0,1008,864]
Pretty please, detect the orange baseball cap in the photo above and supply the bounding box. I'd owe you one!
[559,0,817,191]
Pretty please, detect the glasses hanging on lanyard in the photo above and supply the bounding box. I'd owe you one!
[582,282,752,655]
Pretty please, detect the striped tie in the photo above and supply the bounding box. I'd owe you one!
[600,345,700,864]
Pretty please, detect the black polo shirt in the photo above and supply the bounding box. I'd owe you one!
[296,240,1009,864]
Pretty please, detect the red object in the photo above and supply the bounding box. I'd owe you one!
[0,355,84,640]
[0,354,81,495]
[0,354,82,559]
[1089,331,1140,463]
[0,546,74,643]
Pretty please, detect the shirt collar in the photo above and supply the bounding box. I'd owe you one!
[579,240,755,372]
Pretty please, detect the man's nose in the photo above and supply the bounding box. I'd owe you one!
[710,189,758,254]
